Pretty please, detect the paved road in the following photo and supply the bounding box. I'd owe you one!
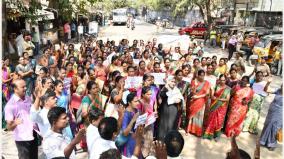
[2,19,282,159]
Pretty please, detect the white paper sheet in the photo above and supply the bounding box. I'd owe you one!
[124,76,143,89]
[145,113,156,127]
[134,113,148,129]
[151,73,166,85]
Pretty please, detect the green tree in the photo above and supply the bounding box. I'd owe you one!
[48,0,73,22]
[139,0,217,26]
[173,0,217,26]
[5,0,42,24]
[90,0,131,12]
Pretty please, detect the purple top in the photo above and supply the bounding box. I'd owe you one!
[5,94,34,141]
[229,37,237,45]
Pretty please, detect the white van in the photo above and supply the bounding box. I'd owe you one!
[112,8,128,25]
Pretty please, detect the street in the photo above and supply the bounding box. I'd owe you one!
[2,19,282,159]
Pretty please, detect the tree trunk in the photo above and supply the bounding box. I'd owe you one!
[2,1,7,56]
[205,0,213,26]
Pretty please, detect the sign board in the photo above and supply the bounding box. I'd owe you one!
[89,21,98,34]
[151,73,166,85]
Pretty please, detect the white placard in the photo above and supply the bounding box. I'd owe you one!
[145,113,157,127]
[133,59,140,65]
[252,81,268,97]
[124,76,143,89]
[171,53,181,61]
[151,73,166,85]
[122,90,130,105]
[182,77,192,83]
[74,44,81,51]
[55,44,60,51]
[134,113,148,129]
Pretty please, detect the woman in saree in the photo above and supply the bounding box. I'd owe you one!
[214,58,228,77]
[226,69,240,88]
[175,69,190,128]
[163,58,174,75]
[81,81,104,114]
[2,59,12,101]
[229,64,242,79]
[137,86,156,157]
[203,74,231,141]
[118,93,139,157]
[157,76,184,140]
[108,55,123,74]
[34,67,49,91]
[192,58,201,74]
[106,76,125,120]
[182,64,194,82]
[242,71,272,134]
[137,60,148,76]
[71,65,87,93]
[186,69,210,136]
[94,56,107,83]
[70,65,87,119]
[79,81,103,150]
[225,76,254,137]
[136,74,159,109]
[260,85,283,151]
[2,58,12,129]
[176,70,190,97]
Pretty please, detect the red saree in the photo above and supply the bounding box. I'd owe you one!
[203,85,231,139]
[186,80,210,136]
[225,85,254,137]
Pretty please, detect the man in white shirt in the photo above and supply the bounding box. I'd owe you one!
[30,89,57,136]
[42,107,85,159]
[78,23,84,42]
[98,129,185,159]
[16,32,24,57]
[87,108,104,157]
[23,34,35,57]
[90,117,118,159]
[99,125,145,159]
[164,130,184,159]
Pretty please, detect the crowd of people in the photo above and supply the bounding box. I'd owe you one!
[2,31,283,159]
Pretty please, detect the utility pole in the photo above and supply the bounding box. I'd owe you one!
[232,0,237,24]
[269,0,272,28]
[244,1,249,26]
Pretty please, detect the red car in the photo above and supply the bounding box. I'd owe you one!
[178,22,207,38]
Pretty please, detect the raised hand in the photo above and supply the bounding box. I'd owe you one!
[73,128,86,144]
[153,140,167,159]
[117,104,125,119]
[14,118,22,126]
[134,125,144,143]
